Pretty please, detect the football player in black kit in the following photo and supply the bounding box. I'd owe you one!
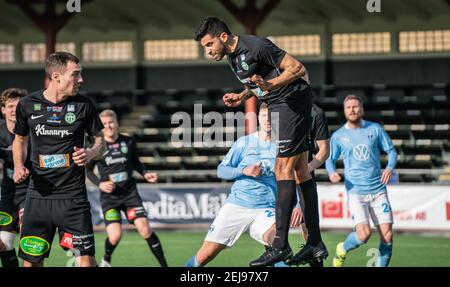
[86,109,168,267]
[195,16,328,266]
[0,88,30,267]
[13,52,105,267]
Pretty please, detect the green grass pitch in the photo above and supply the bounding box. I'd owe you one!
[22,230,450,267]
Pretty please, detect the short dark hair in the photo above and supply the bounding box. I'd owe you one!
[45,52,80,80]
[1,88,27,107]
[194,16,232,41]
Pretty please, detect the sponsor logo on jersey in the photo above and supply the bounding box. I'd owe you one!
[353,144,370,161]
[105,156,127,166]
[47,113,61,124]
[39,154,70,168]
[47,106,63,113]
[33,104,41,111]
[67,104,75,112]
[109,171,128,183]
[35,124,73,138]
[20,236,50,256]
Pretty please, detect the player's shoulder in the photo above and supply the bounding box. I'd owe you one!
[364,120,384,131]
[240,35,274,49]
[332,125,347,137]
[71,93,95,105]
[118,133,132,142]
[312,103,326,117]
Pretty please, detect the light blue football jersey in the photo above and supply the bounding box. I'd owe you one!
[218,133,277,208]
[325,120,397,194]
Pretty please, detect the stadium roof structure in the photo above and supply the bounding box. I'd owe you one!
[1,0,450,35]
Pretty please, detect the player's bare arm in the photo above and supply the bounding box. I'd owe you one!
[12,134,29,183]
[223,87,253,107]
[73,131,106,166]
[308,139,330,173]
[251,53,305,91]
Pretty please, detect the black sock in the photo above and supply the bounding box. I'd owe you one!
[299,179,322,245]
[146,233,168,267]
[104,237,117,263]
[0,249,19,267]
[272,180,297,249]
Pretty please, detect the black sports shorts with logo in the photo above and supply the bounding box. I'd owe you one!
[268,86,313,157]
[18,196,95,263]
[101,186,147,226]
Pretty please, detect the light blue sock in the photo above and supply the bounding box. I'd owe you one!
[274,261,289,267]
[376,242,393,267]
[184,255,202,267]
[343,232,364,252]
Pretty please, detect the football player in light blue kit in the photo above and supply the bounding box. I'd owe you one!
[185,103,288,267]
[325,95,398,267]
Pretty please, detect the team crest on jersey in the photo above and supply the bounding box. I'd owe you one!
[33,104,41,111]
[67,104,75,112]
[65,112,76,124]
[241,61,249,71]
[120,141,128,153]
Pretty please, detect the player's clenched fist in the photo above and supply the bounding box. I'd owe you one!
[329,172,342,184]
[144,172,158,183]
[13,166,29,183]
[99,181,116,193]
[223,93,243,107]
[243,162,262,178]
[72,146,89,166]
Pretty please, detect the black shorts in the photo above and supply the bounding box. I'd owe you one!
[101,186,147,226]
[268,87,313,157]
[0,191,26,233]
[18,197,95,263]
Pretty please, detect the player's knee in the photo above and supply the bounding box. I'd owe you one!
[295,168,311,183]
[0,231,16,251]
[108,233,122,245]
[138,224,151,239]
[357,229,371,243]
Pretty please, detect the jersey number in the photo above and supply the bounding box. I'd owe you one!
[265,210,274,218]
[381,203,390,213]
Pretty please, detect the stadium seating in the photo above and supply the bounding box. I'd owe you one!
[93,83,449,184]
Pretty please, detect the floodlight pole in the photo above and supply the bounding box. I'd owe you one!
[220,0,280,135]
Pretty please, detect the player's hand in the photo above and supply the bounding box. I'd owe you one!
[73,146,89,166]
[99,181,115,193]
[13,166,29,183]
[381,169,393,185]
[250,74,273,91]
[144,172,158,183]
[243,162,262,177]
[290,207,303,228]
[329,172,341,184]
[223,93,244,107]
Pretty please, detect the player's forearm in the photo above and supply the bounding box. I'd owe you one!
[325,158,337,175]
[85,163,100,186]
[309,140,330,171]
[12,136,27,168]
[240,87,254,101]
[217,164,244,180]
[386,149,398,170]
[87,133,106,161]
